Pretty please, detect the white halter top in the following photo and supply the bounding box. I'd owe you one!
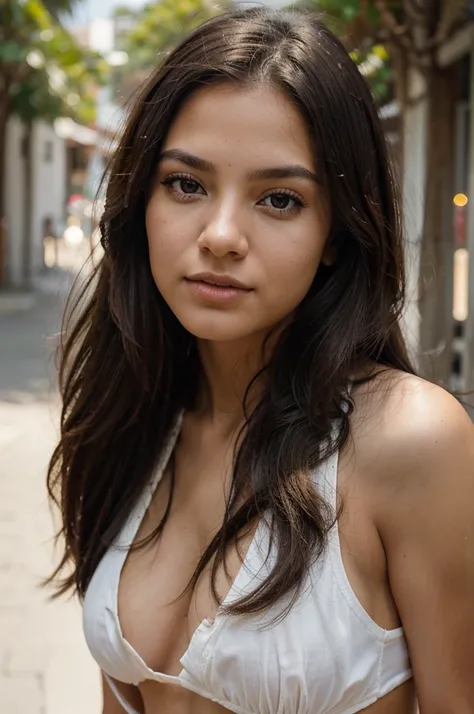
[82,412,412,714]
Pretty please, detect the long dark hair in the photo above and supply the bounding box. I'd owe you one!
[47,7,414,615]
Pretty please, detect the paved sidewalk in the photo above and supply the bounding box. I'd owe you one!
[0,273,101,713]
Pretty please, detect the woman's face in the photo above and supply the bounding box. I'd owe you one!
[146,83,331,343]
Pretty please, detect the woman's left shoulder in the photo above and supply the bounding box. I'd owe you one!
[352,370,474,467]
[350,369,474,493]
[352,372,474,710]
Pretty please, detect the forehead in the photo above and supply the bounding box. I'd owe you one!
[163,83,315,170]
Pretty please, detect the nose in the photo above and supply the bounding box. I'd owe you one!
[197,200,249,259]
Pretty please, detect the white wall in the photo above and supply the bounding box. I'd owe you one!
[5,118,67,287]
[31,121,67,276]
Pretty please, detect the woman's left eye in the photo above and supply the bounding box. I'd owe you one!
[260,192,304,214]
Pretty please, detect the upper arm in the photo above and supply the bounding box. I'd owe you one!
[375,388,474,713]
[102,672,144,714]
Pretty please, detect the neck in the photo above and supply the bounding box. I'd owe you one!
[194,334,270,431]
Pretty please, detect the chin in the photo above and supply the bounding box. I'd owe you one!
[175,312,265,344]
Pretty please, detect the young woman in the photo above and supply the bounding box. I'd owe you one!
[47,7,474,714]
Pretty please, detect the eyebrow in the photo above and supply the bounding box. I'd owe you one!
[158,148,321,185]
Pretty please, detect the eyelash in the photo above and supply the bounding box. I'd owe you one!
[159,172,307,215]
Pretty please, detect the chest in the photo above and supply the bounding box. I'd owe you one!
[117,428,255,675]
[115,417,392,680]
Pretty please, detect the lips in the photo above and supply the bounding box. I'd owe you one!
[186,272,251,291]
[200,279,234,287]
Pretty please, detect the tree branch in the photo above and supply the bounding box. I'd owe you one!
[0,67,15,97]
[373,0,415,50]
[374,0,408,36]
[404,0,428,25]
[406,0,427,15]
[0,62,32,99]
[373,0,436,73]
[421,0,469,53]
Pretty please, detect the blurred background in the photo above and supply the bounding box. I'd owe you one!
[0,0,473,711]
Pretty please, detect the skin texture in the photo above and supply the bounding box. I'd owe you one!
[348,373,474,714]
[103,84,474,714]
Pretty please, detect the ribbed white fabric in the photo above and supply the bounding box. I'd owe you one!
[82,413,412,714]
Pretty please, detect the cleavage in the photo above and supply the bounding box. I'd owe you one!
[117,425,257,675]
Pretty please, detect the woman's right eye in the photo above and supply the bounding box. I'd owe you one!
[160,174,205,197]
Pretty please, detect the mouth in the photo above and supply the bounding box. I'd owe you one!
[186,273,252,291]
[184,273,253,304]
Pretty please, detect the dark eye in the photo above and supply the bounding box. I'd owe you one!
[260,192,303,214]
[179,178,201,194]
[160,173,205,197]
[266,194,293,210]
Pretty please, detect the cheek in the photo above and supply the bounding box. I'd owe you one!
[262,230,326,309]
[145,205,179,280]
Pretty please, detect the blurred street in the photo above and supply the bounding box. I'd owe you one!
[0,258,101,713]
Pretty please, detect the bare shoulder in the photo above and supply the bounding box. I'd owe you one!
[348,369,474,497]
[348,371,474,710]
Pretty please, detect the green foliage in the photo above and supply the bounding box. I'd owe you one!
[42,0,80,19]
[123,0,232,74]
[288,0,395,104]
[296,0,365,25]
[291,0,392,33]
[349,43,393,103]
[0,0,104,125]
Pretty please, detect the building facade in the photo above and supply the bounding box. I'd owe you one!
[4,117,67,287]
